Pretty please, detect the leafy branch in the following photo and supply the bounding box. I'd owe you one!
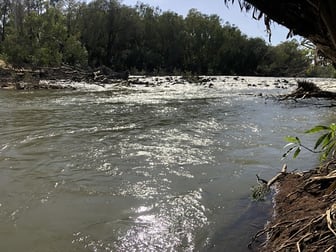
[283,123,336,161]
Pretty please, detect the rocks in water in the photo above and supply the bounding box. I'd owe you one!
[247,83,257,87]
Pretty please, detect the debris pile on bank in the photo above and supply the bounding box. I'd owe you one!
[0,65,129,90]
[279,80,336,100]
[250,161,336,251]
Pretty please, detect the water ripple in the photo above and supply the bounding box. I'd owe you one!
[0,77,334,251]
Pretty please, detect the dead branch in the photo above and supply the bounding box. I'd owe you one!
[267,164,287,188]
[326,203,336,237]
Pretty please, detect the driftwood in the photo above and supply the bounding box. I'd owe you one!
[93,65,129,82]
[0,65,129,90]
[279,80,336,101]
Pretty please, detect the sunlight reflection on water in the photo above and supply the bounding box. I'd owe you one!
[72,189,208,252]
[1,77,336,251]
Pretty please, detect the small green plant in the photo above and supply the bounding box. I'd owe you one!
[251,183,269,201]
[283,123,336,161]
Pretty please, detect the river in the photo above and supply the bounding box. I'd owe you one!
[0,76,335,251]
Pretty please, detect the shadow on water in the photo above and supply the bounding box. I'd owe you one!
[205,195,273,252]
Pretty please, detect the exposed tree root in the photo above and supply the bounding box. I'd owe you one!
[267,164,287,188]
[249,161,336,251]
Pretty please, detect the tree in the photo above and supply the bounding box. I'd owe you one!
[223,0,336,66]
[184,9,222,74]
[106,5,141,71]
[136,3,162,72]
[157,11,185,73]
[257,40,310,76]
[0,0,10,41]
[242,37,268,75]
[77,0,110,67]
[0,0,320,75]
[3,1,87,67]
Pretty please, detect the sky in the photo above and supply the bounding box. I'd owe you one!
[121,0,301,45]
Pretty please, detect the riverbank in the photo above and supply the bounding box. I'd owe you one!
[0,65,129,90]
[2,64,336,94]
[250,161,336,251]
[248,82,336,251]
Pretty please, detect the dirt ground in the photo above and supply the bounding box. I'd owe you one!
[250,162,336,251]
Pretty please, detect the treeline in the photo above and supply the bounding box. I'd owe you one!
[0,0,334,77]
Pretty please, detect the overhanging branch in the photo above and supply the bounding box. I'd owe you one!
[224,0,336,65]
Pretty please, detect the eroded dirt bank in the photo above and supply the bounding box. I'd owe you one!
[250,162,336,251]
[249,81,336,251]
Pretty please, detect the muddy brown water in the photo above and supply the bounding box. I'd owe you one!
[0,77,335,251]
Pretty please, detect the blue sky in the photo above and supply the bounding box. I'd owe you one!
[121,0,300,45]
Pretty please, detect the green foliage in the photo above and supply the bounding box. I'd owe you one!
[257,40,310,76]
[251,183,270,201]
[306,64,336,78]
[283,136,302,159]
[2,2,88,67]
[283,123,336,162]
[63,35,88,66]
[306,124,336,161]
[0,0,326,74]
